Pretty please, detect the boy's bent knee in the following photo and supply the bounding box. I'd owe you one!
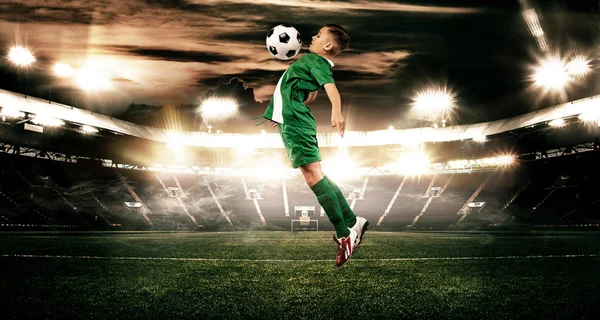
[300,162,324,187]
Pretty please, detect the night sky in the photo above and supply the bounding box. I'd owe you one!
[0,0,599,132]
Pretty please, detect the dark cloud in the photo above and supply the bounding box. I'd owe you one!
[111,45,241,63]
[1,0,600,132]
[0,2,101,25]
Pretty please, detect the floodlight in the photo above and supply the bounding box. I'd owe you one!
[412,87,456,119]
[533,57,569,90]
[76,67,111,91]
[495,155,515,166]
[31,115,64,127]
[548,118,564,127]
[199,98,239,122]
[566,55,590,77]
[54,62,74,78]
[472,135,487,143]
[0,108,25,119]
[579,111,600,126]
[8,46,35,66]
[448,159,468,169]
[388,125,394,130]
[81,125,98,133]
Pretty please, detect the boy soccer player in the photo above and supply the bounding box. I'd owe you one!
[261,24,368,266]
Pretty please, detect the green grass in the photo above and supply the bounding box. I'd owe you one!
[1,231,599,319]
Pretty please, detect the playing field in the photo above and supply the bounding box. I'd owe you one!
[1,231,599,319]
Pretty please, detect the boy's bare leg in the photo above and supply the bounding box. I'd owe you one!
[299,162,324,188]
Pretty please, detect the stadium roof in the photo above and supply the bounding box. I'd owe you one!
[0,88,597,149]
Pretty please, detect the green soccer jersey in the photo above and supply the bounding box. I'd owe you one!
[262,53,335,129]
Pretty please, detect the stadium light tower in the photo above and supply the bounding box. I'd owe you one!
[7,46,35,66]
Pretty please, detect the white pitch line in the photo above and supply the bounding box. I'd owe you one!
[1,253,597,263]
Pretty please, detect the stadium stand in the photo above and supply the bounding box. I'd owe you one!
[1,144,600,231]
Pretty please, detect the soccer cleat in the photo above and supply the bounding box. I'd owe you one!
[333,228,357,267]
[351,216,369,248]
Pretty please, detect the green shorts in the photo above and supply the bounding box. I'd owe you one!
[278,123,321,168]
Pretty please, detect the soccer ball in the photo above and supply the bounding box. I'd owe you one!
[266,25,302,60]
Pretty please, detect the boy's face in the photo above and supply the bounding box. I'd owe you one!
[309,27,334,55]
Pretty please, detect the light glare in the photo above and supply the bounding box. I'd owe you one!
[81,125,98,133]
[472,135,487,143]
[533,57,569,90]
[548,118,564,127]
[8,46,35,66]
[54,63,74,78]
[395,152,430,175]
[0,107,25,118]
[323,153,357,181]
[412,87,456,120]
[31,115,64,127]
[495,155,515,166]
[76,68,111,91]
[199,98,239,122]
[521,6,548,52]
[579,111,600,122]
[447,155,514,169]
[566,55,590,77]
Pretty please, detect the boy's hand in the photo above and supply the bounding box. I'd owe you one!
[269,120,278,128]
[331,111,345,137]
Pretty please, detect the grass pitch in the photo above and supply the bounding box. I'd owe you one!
[1,231,599,319]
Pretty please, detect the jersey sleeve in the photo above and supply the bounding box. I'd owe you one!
[310,59,335,87]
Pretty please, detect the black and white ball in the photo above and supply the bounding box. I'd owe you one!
[266,25,302,60]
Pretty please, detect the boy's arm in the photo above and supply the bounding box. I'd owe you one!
[304,91,318,105]
[324,83,345,138]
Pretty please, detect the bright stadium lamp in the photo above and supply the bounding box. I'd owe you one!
[8,46,35,66]
[495,155,515,166]
[81,125,99,133]
[533,56,570,90]
[412,86,456,120]
[566,55,590,77]
[199,98,239,122]
[579,110,600,126]
[548,118,565,127]
[31,115,64,127]
[472,134,487,143]
[75,67,111,92]
[0,107,25,119]
[54,62,74,78]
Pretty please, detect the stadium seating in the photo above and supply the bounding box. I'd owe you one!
[1,151,599,231]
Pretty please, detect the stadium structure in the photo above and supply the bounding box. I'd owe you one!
[1,88,599,231]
